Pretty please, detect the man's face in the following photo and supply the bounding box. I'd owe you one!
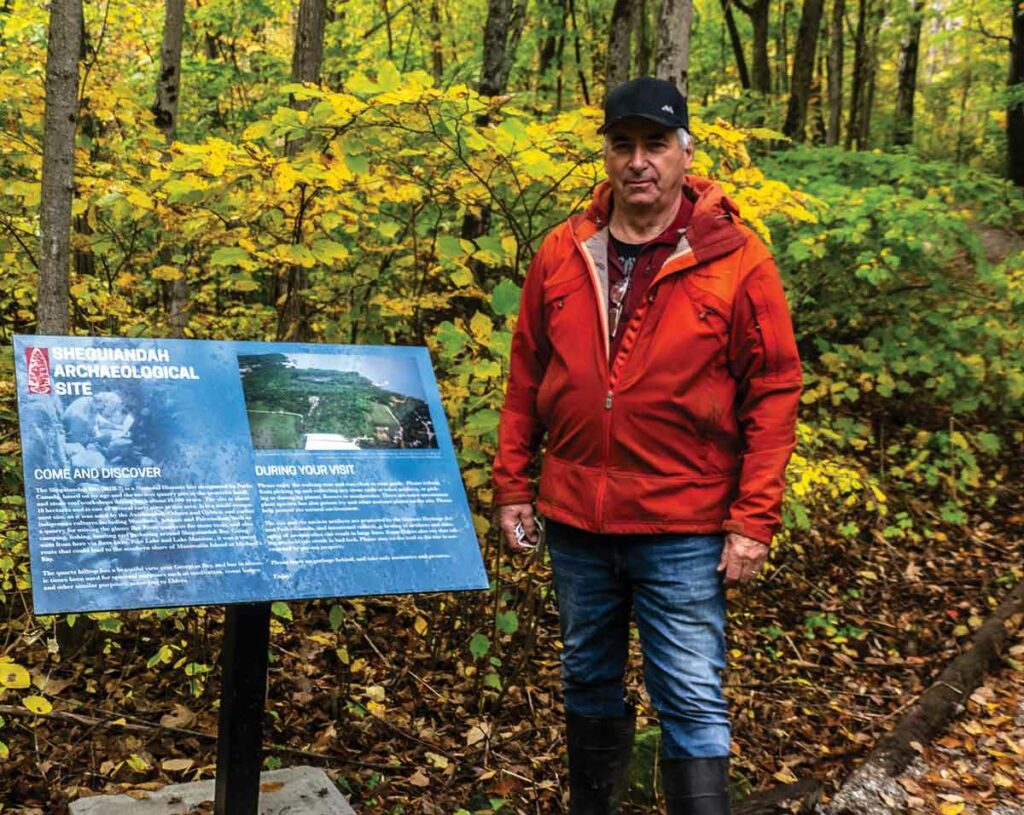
[603,118,692,212]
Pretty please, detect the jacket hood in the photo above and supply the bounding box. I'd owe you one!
[578,175,747,265]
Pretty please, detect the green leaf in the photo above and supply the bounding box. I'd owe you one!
[210,247,251,267]
[436,234,465,260]
[490,280,521,317]
[271,601,293,621]
[464,409,500,436]
[469,633,490,660]
[435,321,468,356]
[483,672,502,690]
[495,610,518,635]
[329,604,344,632]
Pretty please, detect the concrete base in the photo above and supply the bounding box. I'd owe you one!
[69,765,355,814]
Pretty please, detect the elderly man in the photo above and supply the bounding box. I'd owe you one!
[492,78,802,814]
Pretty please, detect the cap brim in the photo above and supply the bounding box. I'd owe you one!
[597,113,681,134]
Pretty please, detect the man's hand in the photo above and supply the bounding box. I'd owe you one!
[717,532,769,586]
[498,503,540,552]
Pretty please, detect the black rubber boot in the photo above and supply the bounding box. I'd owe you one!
[661,756,732,815]
[565,710,636,815]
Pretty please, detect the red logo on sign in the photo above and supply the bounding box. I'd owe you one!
[26,347,52,394]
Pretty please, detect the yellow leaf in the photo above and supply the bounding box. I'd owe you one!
[425,751,448,769]
[0,663,30,689]
[414,616,428,636]
[939,803,964,815]
[126,753,150,772]
[22,695,52,715]
[151,265,183,281]
[773,767,798,784]
[470,312,492,343]
[366,700,386,717]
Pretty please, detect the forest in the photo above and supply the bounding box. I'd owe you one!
[0,0,1023,812]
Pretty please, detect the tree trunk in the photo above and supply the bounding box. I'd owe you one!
[826,0,844,145]
[38,0,83,335]
[429,0,444,84]
[1009,0,1024,185]
[845,0,867,149]
[279,0,326,343]
[655,0,694,97]
[720,0,751,89]
[810,26,827,142]
[153,0,188,337]
[777,0,791,94]
[567,0,591,104]
[153,0,184,142]
[892,0,925,146]
[735,0,771,93]
[464,0,528,241]
[480,0,513,97]
[537,0,563,95]
[854,0,883,148]
[783,0,825,141]
[291,0,326,87]
[606,0,635,93]
[635,0,651,76]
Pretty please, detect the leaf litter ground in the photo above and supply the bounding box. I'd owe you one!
[0,485,1021,814]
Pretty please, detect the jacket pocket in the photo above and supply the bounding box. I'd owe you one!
[745,278,781,376]
[543,273,588,311]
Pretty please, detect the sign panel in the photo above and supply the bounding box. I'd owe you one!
[13,336,488,614]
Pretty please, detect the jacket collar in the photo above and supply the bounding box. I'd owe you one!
[571,175,747,275]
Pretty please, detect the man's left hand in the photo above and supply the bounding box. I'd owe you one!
[717,533,769,586]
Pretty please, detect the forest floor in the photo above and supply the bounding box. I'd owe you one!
[1,477,1021,814]
[886,622,1024,815]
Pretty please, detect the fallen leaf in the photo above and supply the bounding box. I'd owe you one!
[161,758,194,772]
[409,769,430,787]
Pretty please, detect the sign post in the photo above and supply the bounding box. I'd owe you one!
[12,336,489,813]
[214,603,272,815]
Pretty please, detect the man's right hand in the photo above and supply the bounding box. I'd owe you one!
[497,503,540,552]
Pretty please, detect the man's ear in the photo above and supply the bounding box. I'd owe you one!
[681,143,694,170]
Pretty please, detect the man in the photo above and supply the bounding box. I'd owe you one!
[492,77,802,815]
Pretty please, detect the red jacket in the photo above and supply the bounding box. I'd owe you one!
[492,176,802,545]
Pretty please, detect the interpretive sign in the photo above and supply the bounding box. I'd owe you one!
[13,336,488,615]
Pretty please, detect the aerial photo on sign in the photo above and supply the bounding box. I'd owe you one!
[237,351,438,451]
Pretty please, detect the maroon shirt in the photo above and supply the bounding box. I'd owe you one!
[607,194,694,360]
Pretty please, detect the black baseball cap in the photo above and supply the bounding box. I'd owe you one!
[599,77,689,134]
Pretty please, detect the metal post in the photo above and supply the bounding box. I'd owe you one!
[214,602,271,815]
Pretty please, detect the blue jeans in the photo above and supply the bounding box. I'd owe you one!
[548,520,730,759]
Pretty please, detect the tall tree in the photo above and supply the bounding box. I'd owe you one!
[655,0,694,96]
[734,0,772,93]
[1010,0,1024,184]
[783,0,826,141]
[720,0,751,89]
[464,0,528,240]
[428,0,444,85]
[479,0,528,98]
[634,0,651,76]
[153,0,184,142]
[854,0,884,148]
[291,0,326,89]
[154,0,188,336]
[843,0,868,148]
[826,0,844,145]
[38,0,84,335]
[606,0,636,93]
[278,0,326,342]
[892,0,925,146]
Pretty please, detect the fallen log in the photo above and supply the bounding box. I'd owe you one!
[734,778,824,814]
[819,578,1024,815]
